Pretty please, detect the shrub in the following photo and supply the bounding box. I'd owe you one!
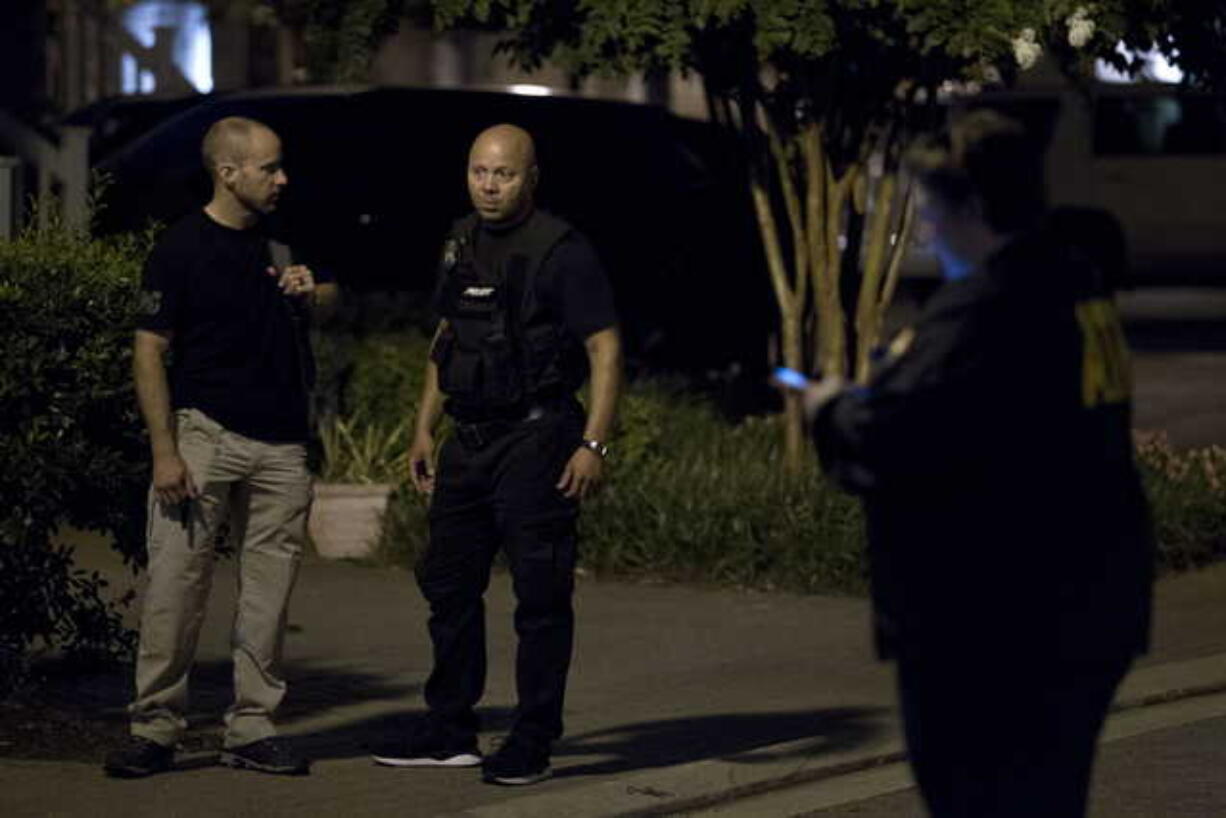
[342,331,431,431]
[0,223,152,692]
[375,374,870,594]
[312,291,432,431]
[1134,431,1226,571]
[577,384,868,593]
[318,411,409,484]
[363,334,1226,594]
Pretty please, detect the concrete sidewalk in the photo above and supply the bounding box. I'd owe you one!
[3,545,1225,818]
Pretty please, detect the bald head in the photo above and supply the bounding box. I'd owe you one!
[467,124,538,224]
[202,116,286,218]
[202,116,279,177]
[470,124,537,169]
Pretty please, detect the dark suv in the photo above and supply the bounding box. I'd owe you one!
[97,85,772,373]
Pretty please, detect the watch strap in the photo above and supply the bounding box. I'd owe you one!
[581,438,609,459]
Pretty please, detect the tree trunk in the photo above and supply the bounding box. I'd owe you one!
[854,175,917,382]
[748,169,805,471]
[734,115,916,469]
[802,127,856,381]
[855,172,896,382]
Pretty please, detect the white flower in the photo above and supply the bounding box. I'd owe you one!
[1012,28,1042,70]
[1067,6,1096,48]
[982,64,1003,85]
[937,80,983,101]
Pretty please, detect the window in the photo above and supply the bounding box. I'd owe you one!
[121,1,212,94]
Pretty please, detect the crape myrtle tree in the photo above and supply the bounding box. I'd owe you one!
[431,0,1211,468]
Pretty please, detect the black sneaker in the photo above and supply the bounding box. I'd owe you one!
[103,736,175,778]
[481,734,552,786]
[219,737,310,776]
[370,720,482,768]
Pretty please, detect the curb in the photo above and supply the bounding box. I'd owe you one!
[444,652,1226,818]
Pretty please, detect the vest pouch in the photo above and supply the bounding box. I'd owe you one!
[433,328,479,402]
[479,331,525,408]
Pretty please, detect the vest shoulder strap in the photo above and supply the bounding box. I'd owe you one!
[521,210,572,255]
[510,211,573,315]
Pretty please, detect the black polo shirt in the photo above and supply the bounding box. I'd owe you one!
[137,210,328,443]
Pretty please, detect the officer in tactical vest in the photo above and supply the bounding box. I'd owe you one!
[372,124,622,786]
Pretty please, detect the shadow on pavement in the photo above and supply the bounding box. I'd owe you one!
[24,657,425,761]
[277,705,518,762]
[552,706,884,779]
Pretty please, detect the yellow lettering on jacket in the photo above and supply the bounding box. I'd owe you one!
[1075,298,1131,408]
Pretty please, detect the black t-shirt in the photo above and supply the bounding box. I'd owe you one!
[137,210,329,443]
[433,213,619,342]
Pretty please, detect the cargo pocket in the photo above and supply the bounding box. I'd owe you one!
[174,409,223,474]
[147,410,224,558]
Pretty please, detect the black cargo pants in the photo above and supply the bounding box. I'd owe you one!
[416,400,583,746]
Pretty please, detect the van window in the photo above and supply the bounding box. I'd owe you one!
[1094,95,1226,155]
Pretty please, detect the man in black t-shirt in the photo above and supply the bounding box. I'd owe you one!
[103,117,338,779]
[371,125,622,786]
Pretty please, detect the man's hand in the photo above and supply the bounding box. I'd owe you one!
[152,451,199,506]
[557,447,604,500]
[268,264,315,298]
[408,433,436,495]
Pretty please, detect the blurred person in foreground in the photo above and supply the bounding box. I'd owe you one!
[104,117,337,778]
[801,110,1153,817]
[371,124,622,786]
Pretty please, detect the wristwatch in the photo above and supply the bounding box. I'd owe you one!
[581,439,609,460]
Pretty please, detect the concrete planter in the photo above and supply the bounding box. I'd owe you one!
[308,483,394,560]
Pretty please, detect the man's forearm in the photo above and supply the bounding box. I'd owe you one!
[583,328,622,442]
[133,341,176,459]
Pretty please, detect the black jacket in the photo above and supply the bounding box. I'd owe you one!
[814,225,1154,662]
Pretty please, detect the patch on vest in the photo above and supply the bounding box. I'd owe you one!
[139,290,163,316]
[457,283,499,315]
[1075,298,1131,408]
[442,237,461,270]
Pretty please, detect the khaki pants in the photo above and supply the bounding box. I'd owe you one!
[130,409,311,749]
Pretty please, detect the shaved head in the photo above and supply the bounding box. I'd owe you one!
[202,116,278,177]
[469,124,537,170]
[201,116,287,219]
[467,124,538,224]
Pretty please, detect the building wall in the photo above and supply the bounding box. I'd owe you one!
[370,21,710,121]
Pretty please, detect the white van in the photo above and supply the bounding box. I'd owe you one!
[906,77,1226,283]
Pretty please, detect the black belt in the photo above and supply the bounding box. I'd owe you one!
[452,404,553,450]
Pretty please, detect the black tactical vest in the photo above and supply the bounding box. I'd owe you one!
[432,210,585,416]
